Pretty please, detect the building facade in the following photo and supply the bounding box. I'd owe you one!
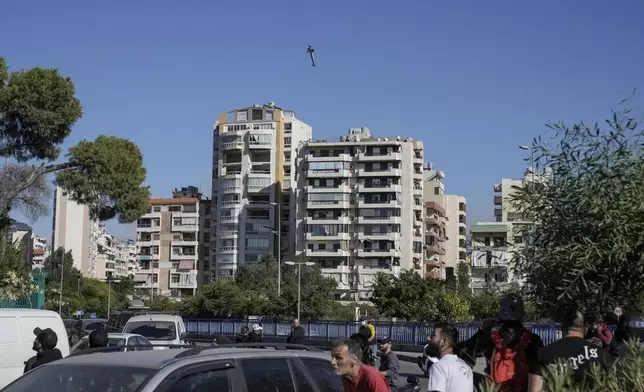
[6,220,33,265]
[297,127,424,301]
[52,186,100,275]
[469,221,512,294]
[210,103,312,281]
[31,235,49,269]
[134,196,200,299]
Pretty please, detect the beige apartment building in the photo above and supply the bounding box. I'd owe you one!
[210,103,312,281]
[296,127,425,301]
[423,168,467,280]
[134,195,201,299]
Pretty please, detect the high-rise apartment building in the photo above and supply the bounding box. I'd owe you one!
[92,225,137,280]
[296,127,424,301]
[422,168,467,279]
[210,103,312,280]
[31,235,49,269]
[134,193,201,298]
[53,186,100,275]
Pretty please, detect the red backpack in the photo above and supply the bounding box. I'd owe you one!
[490,329,533,392]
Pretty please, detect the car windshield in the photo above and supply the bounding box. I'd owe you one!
[4,364,153,392]
[82,321,105,331]
[107,337,127,347]
[123,321,177,341]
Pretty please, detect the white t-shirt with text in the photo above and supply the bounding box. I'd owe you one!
[427,354,473,392]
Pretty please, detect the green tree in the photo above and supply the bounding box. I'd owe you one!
[510,102,644,320]
[182,280,261,318]
[43,247,84,315]
[0,230,35,301]
[371,269,471,322]
[234,254,338,319]
[150,296,181,312]
[456,261,471,297]
[0,56,150,231]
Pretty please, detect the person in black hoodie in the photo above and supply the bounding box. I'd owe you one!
[287,318,305,344]
[236,326,250,343]
[24,328,63,373]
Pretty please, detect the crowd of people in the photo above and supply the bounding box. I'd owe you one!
[330,294,644,392]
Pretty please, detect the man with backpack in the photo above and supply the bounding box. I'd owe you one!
[529,308,611,391]
[457,294,543,392]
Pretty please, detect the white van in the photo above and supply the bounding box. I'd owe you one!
[122,313,186,350]
[0,309,70,388]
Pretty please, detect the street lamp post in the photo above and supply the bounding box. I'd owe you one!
[249,200,281,296]
[284,261,315,320]
[519,145,535,183]
[106,278,121,317]
[58,250,65,315]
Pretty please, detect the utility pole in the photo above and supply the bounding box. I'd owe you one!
[285,261,314,320]
[58,250,65,315]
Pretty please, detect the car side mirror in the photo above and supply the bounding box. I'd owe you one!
[180,332,187,340]
[407,375,419,385]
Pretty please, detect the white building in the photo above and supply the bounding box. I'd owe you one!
[210,103,312,281]
[296,127,424,301]
[134,196,200,298]
[52,186,100,275]
[469,221,512,294]
[31,235,49,269]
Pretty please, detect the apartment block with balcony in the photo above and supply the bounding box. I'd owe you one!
[297,127,423,301]
[469,222,514,294]
[211,103,312,280]
[134,196,200,299]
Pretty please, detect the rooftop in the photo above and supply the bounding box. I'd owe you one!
[470,222,509,234]
[148,198,199,205]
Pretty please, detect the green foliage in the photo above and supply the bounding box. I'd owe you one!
[456,261,471,297]
[150,296,181,312]
[510,102,644,320]
[371,269,471,322]
[43,248,133,317]
[56,136,150,223]
[0,230,35,300]
[0,55,149,230]
[183,255,339,319]
[480,342,644,391]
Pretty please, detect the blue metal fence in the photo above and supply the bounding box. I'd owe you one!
[185,319,565,346]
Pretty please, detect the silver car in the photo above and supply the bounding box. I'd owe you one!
[5,345,343,392]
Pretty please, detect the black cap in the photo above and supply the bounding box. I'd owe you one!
[378,336,392,344]
[498,294,525,322]
[34,328,58,349]
[89,329,109,348]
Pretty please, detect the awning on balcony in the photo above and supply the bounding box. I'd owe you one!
[178,260,194,270]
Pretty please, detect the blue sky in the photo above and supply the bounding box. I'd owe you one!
[3,0,643,240]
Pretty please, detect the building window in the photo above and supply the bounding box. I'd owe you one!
[284,137,291,146]
[237,111,247,121]
[153,206,161,212]
[169,206,181,212]
[265,111,273,121]
[252,109,263,120]
[284,123,292,131]
[434,187,440,195]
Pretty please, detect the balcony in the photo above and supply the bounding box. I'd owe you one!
[306,185,351,193]
[425,215,443,225]
[357,249,401,258]
[356,184,401,193]
[169,271,198,289]
[357,200,397,209]
[357,168,402,177]
[222,171,243,180]
[306,249,351,258]
[358,152,402,161]
[170,252,197,261]
[307,169,351,178]
[136,255,153,261]
[172,239,198,247]
[306,232,351,241]
[305,215,351,225]
[171,222,198,232]
[217,230,238,238]
[412,187,423,195]
[306,153,352,162]
[306,200,351,209]
[356,216,402,225]
[217,246,238,254]
[425,245,446,256]
[136,224,160,232]
[494,195,503,205]
[358,232,401,241]
[221,140,243,150]
[424,259,443,267]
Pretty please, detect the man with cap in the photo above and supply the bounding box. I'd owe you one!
[377,337,400,391]
[611,310,644,358]
[24,328,63,373]
[248,324,263,343]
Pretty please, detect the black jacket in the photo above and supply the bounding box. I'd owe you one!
[248,331,262,343]
[24,349,63,373]
[287,326,305,344]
